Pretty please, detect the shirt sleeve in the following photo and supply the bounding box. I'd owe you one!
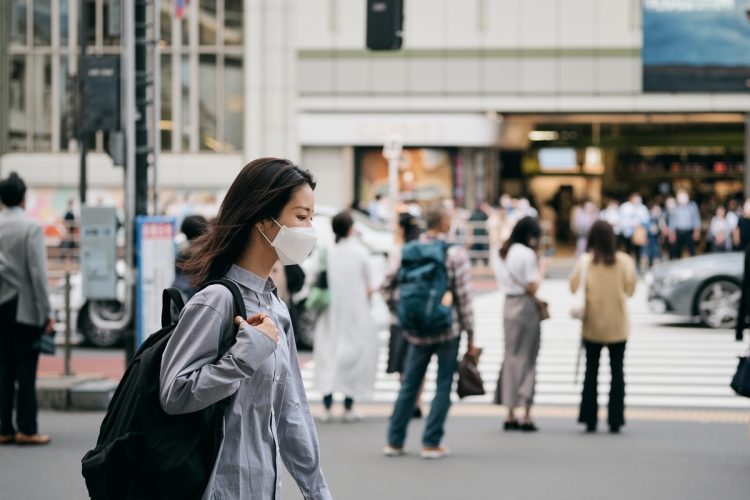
[690,203,701,229]
[523,248,540,285]
[26,224,51,324]
[277,325,332,500]
[159,294,278,415]
[450,246,474,338]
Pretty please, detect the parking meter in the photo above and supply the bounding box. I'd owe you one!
[80,206,118,300]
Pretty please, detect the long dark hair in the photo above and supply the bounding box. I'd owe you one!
[500,216,541,260]
[182,158,316,286]
[587,220,617,265]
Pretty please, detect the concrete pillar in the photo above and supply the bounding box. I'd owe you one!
[243,0,299,162]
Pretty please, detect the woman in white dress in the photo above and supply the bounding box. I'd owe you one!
[314,211,378,422]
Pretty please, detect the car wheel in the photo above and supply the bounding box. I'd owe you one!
[78,301,127,348]
[696,279,742,329]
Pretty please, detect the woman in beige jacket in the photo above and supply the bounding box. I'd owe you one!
[569,220,637,433]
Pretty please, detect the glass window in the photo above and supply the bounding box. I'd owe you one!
[160,0,172,45]
[103,0,121,45]
[182,14,189,46]
[9,56,28,151]
[224,0,243,45]
[224,56,243,152]
[181,55,191,150]
[33,0,52,46]
[160,54,172,151]
[60,0,70,45]
[32,55,53,150]
[84,0,96,46]
[60,57,75,150]
[199,0,216,45]
[198,54,217,150]
[10,0,28,46]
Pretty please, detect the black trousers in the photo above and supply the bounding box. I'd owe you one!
[0,298,42,436]
[578,340,626,430]
[670,229,696,260]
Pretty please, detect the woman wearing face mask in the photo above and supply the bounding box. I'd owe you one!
[313,211,378,423]
[159,158,332,500]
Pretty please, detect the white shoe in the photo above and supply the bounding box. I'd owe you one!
[420,445,450,460]
[317,409,333,424]
[343,409,363,423]
[383,445,405,457]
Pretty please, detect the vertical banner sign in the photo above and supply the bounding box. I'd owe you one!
[136,216,176,346]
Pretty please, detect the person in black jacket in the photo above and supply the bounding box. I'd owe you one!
[735,245,750,342]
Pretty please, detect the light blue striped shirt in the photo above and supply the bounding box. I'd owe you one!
[160,264,332,500]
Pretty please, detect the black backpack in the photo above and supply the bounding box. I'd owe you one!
[81,279,246,500]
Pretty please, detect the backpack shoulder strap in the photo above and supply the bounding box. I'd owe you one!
[201,278,247,319]
[200,278,248,356]
[161,288,186,328]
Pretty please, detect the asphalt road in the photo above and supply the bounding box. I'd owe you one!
[0,410,748,500]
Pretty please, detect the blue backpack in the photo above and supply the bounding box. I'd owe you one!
[396,240,453,336]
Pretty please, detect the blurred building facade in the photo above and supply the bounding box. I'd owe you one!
[1,0,749,220]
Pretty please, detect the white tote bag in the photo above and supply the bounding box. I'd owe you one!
[570,254,590,320]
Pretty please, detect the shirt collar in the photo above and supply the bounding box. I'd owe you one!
[420,232,447,243]
[226,264,277,295]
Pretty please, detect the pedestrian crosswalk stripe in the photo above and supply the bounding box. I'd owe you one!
[301,283,749,411]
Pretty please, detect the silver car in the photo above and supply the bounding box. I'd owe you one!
[645,252,744,329]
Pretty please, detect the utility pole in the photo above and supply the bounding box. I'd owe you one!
[78,0,88,204]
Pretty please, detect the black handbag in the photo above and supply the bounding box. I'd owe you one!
[457,348,485,399]
[730,353,750,398]
[33,332,56,356]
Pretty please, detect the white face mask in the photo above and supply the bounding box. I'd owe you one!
[259,218,317,266]
[677,193,689,206]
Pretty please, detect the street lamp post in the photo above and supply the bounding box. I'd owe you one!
[383,134,403,239]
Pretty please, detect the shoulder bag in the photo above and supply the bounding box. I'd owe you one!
[504,261,550,321]
[570,253,590,320]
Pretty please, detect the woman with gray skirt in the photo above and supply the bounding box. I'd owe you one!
[494,217,547,432]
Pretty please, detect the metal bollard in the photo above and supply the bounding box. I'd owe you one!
[64,270,74,377]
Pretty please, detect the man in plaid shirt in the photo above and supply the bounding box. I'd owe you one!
[383,204,476,460]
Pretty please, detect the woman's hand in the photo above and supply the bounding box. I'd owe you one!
[235,313,280,344]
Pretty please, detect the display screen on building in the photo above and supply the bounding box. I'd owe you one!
[643,0,750,92]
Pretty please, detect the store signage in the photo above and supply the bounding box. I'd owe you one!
[643,0,750,92]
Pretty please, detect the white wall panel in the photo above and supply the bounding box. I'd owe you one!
[335,0,366,48]
[301,146,353,209]
[484,0,521,48]
[559,0,596,48]
[520,0,558,48]
[596,0,640,48]
[597,57,636,93]
[334,59,370,93]
[404,0,446,48]
[520,59,558,94]
[445,0,481,48]
[560,58,596,93]
[298,59,334,94]
[296,0,334,48]
[446,59,482,94]
[407,59,445,93]
[371,58,408,94]
[483,58,520,94]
